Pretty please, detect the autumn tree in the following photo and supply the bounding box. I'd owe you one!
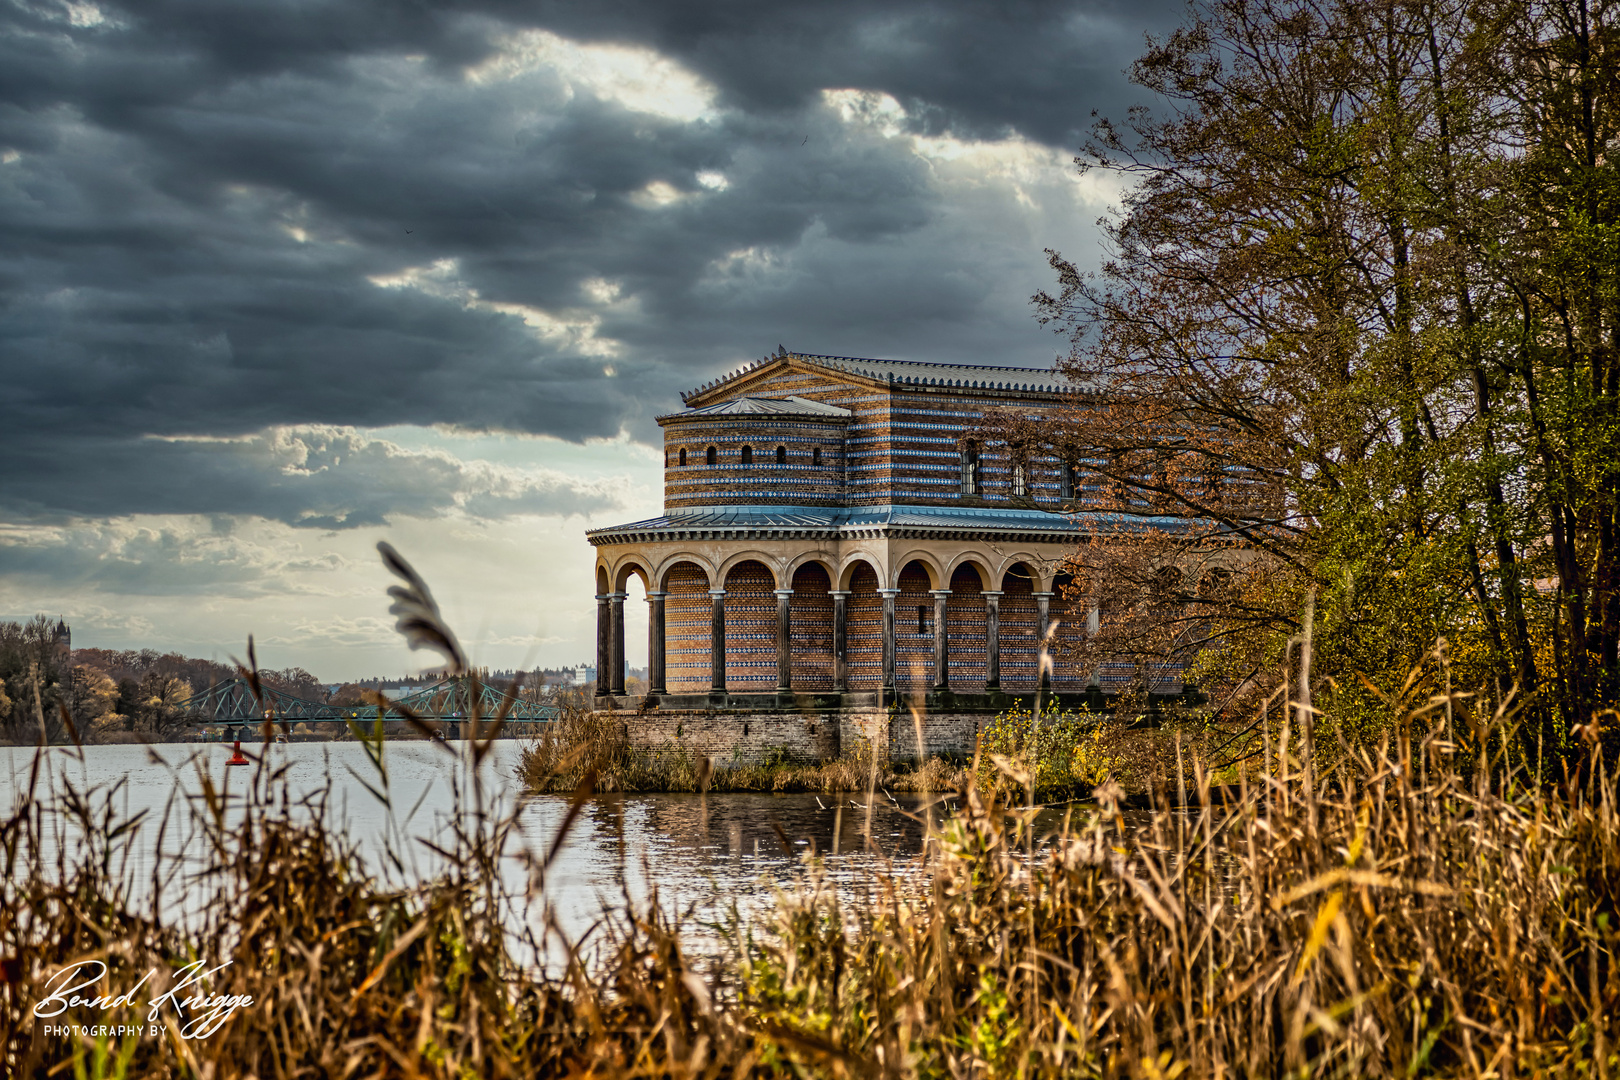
[132,672,193,737]
[0,617,67,741]
[63,664,121,736]
[1015,0,1619,754]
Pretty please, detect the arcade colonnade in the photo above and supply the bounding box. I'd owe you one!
[592,548,1099,698]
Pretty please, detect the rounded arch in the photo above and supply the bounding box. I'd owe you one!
[655,554,717,591]
[740,445,753,464]
[595,563,611,594]
[717,550,786,588]
[891,550,945,590]
[998,563,1040,690]
[894,560,935,690]
[837,553,886,592]
[660,559,714,694]
[705,445,717,465]
[775,444,787,464]
[788,561,835,691]
[944,553,994,590]
[995,555,1050,592]
[1047,567,1088,691]
[678,447,687,466]
[783,552,839,584]
[611,554,654,592]
[945,560,989,690]
[721,558,775,691]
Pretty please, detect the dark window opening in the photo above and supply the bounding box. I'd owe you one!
[812,447,822,466]
[1061,460,1078,499]
[741,445,753,464]
[679,447,687,466]
[706,445,717,465]
[775,445,786,464]
[961,441,981,495]
[917,605,928,633]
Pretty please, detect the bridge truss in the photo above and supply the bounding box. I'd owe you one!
[179,676,557,734]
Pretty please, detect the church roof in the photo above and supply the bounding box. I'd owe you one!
[680,349,1078,403]
[662,395,853,421]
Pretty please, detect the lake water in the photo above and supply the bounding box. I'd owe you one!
[0,741,956,959]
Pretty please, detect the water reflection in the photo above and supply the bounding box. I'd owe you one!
[1,742,1178,961]
[0,743,955,949]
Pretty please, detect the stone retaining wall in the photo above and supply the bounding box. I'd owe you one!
[591,707,1000,766]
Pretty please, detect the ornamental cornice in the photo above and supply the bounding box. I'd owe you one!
[585,522,1085,547]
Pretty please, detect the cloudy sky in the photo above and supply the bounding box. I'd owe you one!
[0,0,1182,681]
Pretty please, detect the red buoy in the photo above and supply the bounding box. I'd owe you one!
[226,740,249,766]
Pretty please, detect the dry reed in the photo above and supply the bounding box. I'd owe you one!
[1,547,1614,1077]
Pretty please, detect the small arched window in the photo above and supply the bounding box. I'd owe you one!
[775,445,786,464]
[678,448,687,466]
[1060,460,1079,499]
[1012,460,1027,497]
[741,445,753,464]
[706,445,717,466]
[812,447,822,466]
[960,441,981,495]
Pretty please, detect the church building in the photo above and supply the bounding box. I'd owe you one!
[585,348,1184,760]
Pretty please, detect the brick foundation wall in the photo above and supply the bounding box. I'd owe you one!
[600,707,996,767]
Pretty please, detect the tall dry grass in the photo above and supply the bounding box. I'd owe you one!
[1,545,1614,1077]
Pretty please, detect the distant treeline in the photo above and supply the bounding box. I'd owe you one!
[0,614,639,744]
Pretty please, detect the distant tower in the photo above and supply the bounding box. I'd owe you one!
[53,617,70,661]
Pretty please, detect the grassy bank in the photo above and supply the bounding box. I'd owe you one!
[517,697,1215,800]
[5,683,1618,1076]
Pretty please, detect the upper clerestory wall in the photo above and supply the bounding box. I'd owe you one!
[661,415,850,510]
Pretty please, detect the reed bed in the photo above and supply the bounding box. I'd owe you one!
[1,545,1614,1077]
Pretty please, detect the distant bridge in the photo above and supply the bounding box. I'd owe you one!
[179,676,557,739]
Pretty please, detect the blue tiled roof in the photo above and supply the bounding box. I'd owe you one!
[587,504,1193,540]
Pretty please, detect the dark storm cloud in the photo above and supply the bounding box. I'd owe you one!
[0,427,622,529]
[0,0,1183,526]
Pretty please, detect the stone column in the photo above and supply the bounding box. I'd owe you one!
[609,592,627,695]
[982,591,1003,690]
[708,589,727,693]
[594,593,611,698]
[879,588,900,690]
[646,590,668,694]
[930,589,951,691]
[830,590,851,691]
[1085,596,1101,690]
[1034,591,1054,692]
[774,588,794,692]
